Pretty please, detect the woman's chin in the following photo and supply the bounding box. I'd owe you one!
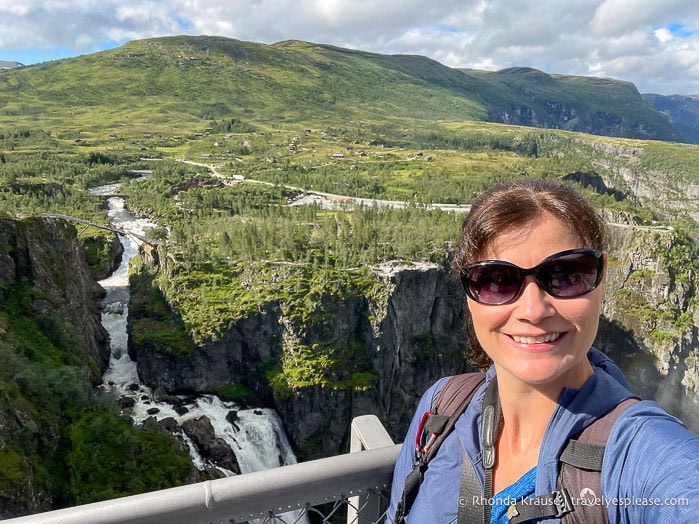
[503,357,593,390]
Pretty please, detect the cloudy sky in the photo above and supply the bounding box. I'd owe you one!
[1,0,698,95]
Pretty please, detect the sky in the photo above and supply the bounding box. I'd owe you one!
[1,0,698,96]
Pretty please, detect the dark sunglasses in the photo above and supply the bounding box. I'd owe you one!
[460,248,605,305]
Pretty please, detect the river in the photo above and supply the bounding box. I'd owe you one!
[92,182,307,521]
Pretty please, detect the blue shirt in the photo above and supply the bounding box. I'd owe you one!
[491,467,537,523]
[386,349,699,523]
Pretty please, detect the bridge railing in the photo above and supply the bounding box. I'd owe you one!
[3,415,400,524]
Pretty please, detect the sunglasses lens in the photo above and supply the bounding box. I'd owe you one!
[461,250,603,305]
[539,253,601,298]
[464,264,522,305]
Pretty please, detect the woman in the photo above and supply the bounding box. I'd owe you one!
[386,179,699,523]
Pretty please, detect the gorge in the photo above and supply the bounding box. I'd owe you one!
[127,208,699,460]
[94,186,305,482]
[95,185,310,523]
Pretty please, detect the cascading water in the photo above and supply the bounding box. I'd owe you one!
[92,182,308,522]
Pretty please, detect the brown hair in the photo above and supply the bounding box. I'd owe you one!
[450,178,608,370]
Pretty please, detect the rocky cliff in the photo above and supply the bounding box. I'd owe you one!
[599,222,699,430]
[0,217,110,382]
[128,253,470,459]
[0,217,111,516]
[129,220,699,458]
[491,103,654,140]
[472,67,681,142]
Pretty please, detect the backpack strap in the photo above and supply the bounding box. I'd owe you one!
[556,397,640,524]
[458,376,500,524]
[507,397,640,524]
[392,372,486,524]
[429,373,487,460]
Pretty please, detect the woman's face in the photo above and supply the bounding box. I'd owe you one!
[467,212,606,392]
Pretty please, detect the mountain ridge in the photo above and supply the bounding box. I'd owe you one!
[643,93,699,144]
[0,34,695,143]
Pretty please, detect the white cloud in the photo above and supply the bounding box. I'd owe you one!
[655,28,674,44]
[590,0,696,36]
[1,0,699,94]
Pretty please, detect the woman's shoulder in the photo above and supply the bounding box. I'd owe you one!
[605,400,699,484]
[603,401,699,519]
[612,399,698,442]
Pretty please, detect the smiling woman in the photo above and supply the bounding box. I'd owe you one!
[385,178,699,524]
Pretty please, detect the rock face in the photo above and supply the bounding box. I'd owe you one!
[0,217,111,382]
[82,231,124,280]
[129,260,470,459]
[478,67,680,142]
[130,220,699,458]
[598,223,699,431]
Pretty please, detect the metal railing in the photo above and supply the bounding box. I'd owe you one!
[3,415,400,524]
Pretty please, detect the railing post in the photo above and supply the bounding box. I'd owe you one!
[347,415,395,524]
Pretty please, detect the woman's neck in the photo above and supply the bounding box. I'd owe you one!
[491,380,556,491]
[489,363,595,491]
[494,358,595,433]
[497,380,556,452]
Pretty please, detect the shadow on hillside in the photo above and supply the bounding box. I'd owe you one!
[563,172,627,201]
[595,317,698,432]
[595,317,662,400]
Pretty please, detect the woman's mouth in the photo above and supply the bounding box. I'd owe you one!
[511,332,561,344]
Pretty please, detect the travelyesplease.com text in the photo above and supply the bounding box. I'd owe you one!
[462,494,690,508]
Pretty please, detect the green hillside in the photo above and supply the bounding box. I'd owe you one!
[0,34,696,231]
[0,35,682,141]
[0,36,485,134]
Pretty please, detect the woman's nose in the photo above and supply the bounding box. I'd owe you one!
[515,277,555,321]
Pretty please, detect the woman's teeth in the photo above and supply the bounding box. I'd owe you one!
[511,333,561,344]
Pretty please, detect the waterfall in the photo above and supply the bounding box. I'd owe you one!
[93,184,307,522]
